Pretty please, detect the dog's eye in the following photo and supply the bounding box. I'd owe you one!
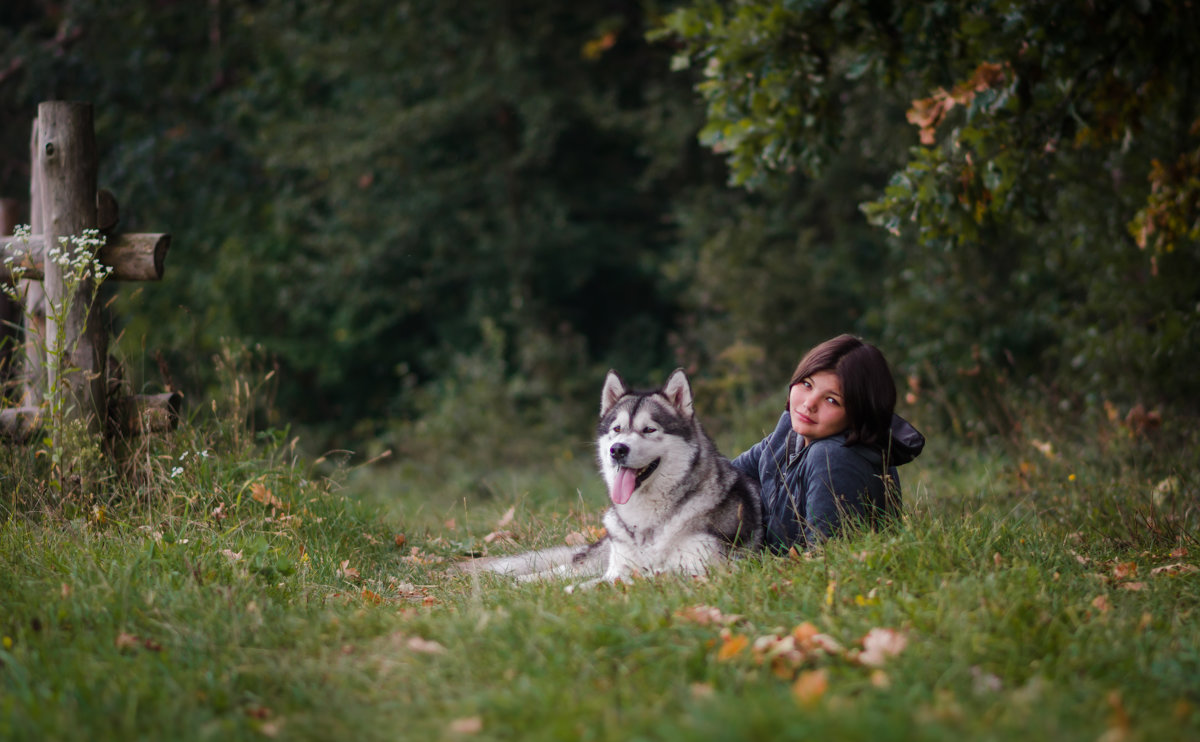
[612,425,622,433]
[643,426,657,435]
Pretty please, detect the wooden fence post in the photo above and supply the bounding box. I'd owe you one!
[1,101,175,444]
[36,101,106,435]
[23,117,46,407]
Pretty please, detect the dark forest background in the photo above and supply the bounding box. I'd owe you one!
[3,0,1197,451]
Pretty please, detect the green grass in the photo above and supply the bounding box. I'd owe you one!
[2,410,1198,741]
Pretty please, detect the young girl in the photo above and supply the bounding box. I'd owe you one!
[731,334,924,551]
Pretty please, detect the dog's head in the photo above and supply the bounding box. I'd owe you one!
[596,369,695,505]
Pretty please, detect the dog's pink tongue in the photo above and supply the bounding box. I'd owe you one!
[611,467,637,505]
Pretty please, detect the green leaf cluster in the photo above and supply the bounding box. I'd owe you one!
[659,0,1200,421]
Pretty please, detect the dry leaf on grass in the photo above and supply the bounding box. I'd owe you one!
[337,560,361,582]
[565,526,606,546]
[448,715,480,729]
[857,628,907,668]
[1150,562,1199,576]
[115,632,162,652]
[250,482,285,509]
[716,630,749,661]
[674,604,743,627]
[406,637,446,654]
[1112,562,1138,580]
[483,530,517,544]
[792,669,829,707]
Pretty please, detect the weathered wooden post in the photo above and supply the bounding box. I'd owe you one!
[1,101,176,445]
[37,101,107,435]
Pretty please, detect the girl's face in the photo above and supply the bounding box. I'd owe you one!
[789,369,849,443]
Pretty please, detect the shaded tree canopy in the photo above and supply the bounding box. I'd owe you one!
[3,0,1197,445]
[659,0,1200,419]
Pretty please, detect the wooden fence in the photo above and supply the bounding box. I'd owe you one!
[0,101,180,442]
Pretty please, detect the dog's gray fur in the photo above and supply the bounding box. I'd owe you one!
[463,368,762,588]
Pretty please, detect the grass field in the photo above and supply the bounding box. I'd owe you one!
[2,404,1198,741]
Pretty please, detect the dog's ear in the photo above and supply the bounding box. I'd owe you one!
[601,370,628,415]
[661,368,694,418]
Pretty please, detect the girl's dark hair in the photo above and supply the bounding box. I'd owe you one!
[787,334,896,449]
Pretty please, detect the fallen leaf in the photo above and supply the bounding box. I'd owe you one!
[1101,690,1131,742]
[1169,546,1188,558]
[337,560,361,582]
[394,533,407,548]
[220,549,243,562]
[675,604,742,627]
[406,637,446,654]
[690,682,715,699]
[115,632,139,650]
[362,589,384,605]
[870,669,891,688]
[1112,562,1138,580]
[1030,439,1056,460]
[971,666,1003,694]
[496,506,515,528]
[716,631,749,661]
[791,622,820,644]
[858,628,908,667]
[1151,563,1199,576]
[1119,582,1146,591]
[115,632,162,652]
[1091,595,1111,613]
[483,530,516,544]
[448,717,482,734]
[792,669,829,707]
[250,482,285,509]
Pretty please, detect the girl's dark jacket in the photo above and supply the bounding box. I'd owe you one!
[731,412,925,552]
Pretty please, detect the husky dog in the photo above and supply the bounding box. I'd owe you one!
[466,368,763,588]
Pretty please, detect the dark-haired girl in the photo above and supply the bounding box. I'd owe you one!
[731,334,925,551]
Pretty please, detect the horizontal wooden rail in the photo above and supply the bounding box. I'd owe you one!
[0,391,182,441]
[0,232,170,282]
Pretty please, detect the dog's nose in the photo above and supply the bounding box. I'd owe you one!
[610,442,629,463]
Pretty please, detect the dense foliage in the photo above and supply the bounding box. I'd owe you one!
[3,0,1198,445]
[659,0,1200,423]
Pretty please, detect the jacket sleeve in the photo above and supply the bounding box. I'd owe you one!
[800,442,877,545]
